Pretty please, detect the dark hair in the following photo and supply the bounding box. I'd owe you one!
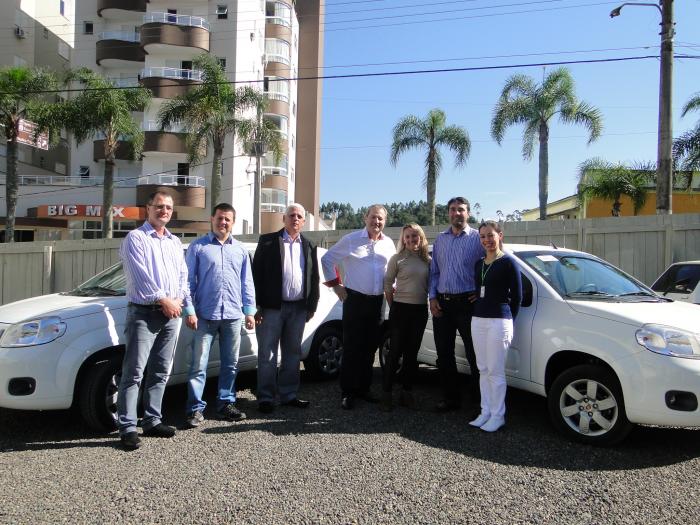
[479,220,504,249]
[447,196,470,212]
[212,202,236,220]
[146,190,173,205]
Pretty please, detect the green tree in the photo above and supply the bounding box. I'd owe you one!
[390,109,471,226]
[157,53,263,211]
[0,66,60,242]
[491,68,603,220]
[63,68,151,238]
[673,92,700,171]
[576,158,650,217]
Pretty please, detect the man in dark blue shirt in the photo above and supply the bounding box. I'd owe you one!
[184,203,256,428]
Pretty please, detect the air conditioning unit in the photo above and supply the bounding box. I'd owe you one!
[14,26,26,39]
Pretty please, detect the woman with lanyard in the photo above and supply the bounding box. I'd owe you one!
[469,220,522,432]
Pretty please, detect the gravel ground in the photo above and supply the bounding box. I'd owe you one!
[1,364,699,525]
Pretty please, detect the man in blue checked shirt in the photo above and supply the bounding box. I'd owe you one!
[184,203,256,429]
[429,196,484,413]
[118,190,196,450]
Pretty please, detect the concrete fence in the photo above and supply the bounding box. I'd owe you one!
[1,214,699,306]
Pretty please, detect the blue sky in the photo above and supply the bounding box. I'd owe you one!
[317,0,700,219]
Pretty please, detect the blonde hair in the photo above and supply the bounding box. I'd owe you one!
[396,223,430,262]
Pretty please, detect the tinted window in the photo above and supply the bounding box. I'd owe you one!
[652,264,700,294]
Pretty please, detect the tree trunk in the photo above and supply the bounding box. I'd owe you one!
[427,147,437,226]
[538,121,549,221]
[210,142,223,214]
[4,125,19,243]
[102,158,115,239]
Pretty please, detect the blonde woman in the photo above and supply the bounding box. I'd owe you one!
[381,224,431,410]
[470,221,522,432]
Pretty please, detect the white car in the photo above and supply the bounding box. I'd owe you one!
[0,245,343,431]
[651,261,700,304]
[381,244,700,445]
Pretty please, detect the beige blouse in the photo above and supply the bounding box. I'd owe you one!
[383,250,431,305]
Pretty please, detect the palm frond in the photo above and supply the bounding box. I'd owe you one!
[681,92,700,118]
[436,125,470,166]
[560,101,603,144]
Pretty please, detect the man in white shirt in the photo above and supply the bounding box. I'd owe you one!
[321,205,395,409]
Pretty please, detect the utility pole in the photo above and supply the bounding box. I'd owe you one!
[656,0,674,215]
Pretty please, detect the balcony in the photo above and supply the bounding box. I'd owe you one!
[93,139,136,162]
[0,174,135,187]
[97,0,146,20]
[136,174,206,208]
[264,77,289,115]
[261,152,288,179]
[265,38,291,69]
[139,67,203,98]
[141,12,210,56]
[96,32,145,67]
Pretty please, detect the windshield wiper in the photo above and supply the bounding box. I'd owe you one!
[564,291,613,298]
[75,286,122,296]
[616,291,657,298]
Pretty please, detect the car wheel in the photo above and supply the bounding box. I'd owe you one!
[78,354,122,432]
[548,364,633,446]
[304,324,343,380]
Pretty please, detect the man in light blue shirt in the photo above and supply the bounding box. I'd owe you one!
[118,190,196,450]
[184,203,255,428]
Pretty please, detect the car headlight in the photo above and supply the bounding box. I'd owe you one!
[635,324,700,359]
[0,316,66,347]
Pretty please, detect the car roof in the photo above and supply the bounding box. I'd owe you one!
[668,260,700,266]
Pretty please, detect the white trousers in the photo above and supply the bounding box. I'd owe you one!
[470,316,513,420]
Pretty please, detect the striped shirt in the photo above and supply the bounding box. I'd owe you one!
[429,226,484,298]
[120,221,193,314]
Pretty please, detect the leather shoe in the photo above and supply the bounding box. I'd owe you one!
[142,423,176,438]
[282,398,310,408]
[434,400,461,413]
[258,401,275,414]
[341,395,355,410]
[120,432,141,450]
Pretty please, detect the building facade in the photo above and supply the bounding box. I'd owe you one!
[1,0,324,240]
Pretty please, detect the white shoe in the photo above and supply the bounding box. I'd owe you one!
[469,413,490,427]
[480,416,505,432]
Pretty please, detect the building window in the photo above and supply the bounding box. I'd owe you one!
[177,163,189,185]
[78,166,90,178]
[217,5,228,19]
[55,162,66,175]
[60,0,65,16]
[292,102,296,116]
[217,57,226,70]
[83,21,93,34]
[43,27,49,38]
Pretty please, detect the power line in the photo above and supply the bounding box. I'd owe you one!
[3,54,697,96]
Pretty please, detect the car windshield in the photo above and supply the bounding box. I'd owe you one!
[68,263,126,296]
[652,264,700,295]
[515,251,660,301]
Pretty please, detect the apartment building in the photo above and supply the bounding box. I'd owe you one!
[1,0,324,240]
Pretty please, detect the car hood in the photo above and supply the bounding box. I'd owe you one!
[567,299,700,332]
[0,293,126,324]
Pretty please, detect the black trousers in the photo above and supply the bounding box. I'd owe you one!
[383,301,429,392]
[340,289,384,396]
[432,295,479,404]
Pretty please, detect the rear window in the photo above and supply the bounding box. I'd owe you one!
[652,264,700,294]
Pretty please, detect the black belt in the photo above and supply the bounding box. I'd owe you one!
[437,292,473,301]
[346,288,383,299]
[128,302,162,310]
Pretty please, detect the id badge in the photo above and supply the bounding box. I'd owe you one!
[480,286,485,298]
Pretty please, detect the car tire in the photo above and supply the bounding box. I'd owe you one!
[78,354,122,432]
[548,364,633,446]
[304,324,343,380]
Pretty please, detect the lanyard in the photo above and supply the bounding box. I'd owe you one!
[481,253,502,283]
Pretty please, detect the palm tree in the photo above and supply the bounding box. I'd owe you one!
[157,53,263,210]
[673,93,700,171]
[577,158,650,217]
[62,68,151,238]
[491,68,603,220]
[390,109,471,226]
[0,66,60,242]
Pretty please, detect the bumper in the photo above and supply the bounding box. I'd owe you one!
[0,344,73,411]
[619,349,700,427]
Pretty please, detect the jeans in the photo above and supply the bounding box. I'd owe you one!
[340,289,384,396]
[432,295,479,404]
[117,305,181,435]
[256,302,307,403]
[471,316,513,420]
[187,317,243,414]
[382,301,428,393]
